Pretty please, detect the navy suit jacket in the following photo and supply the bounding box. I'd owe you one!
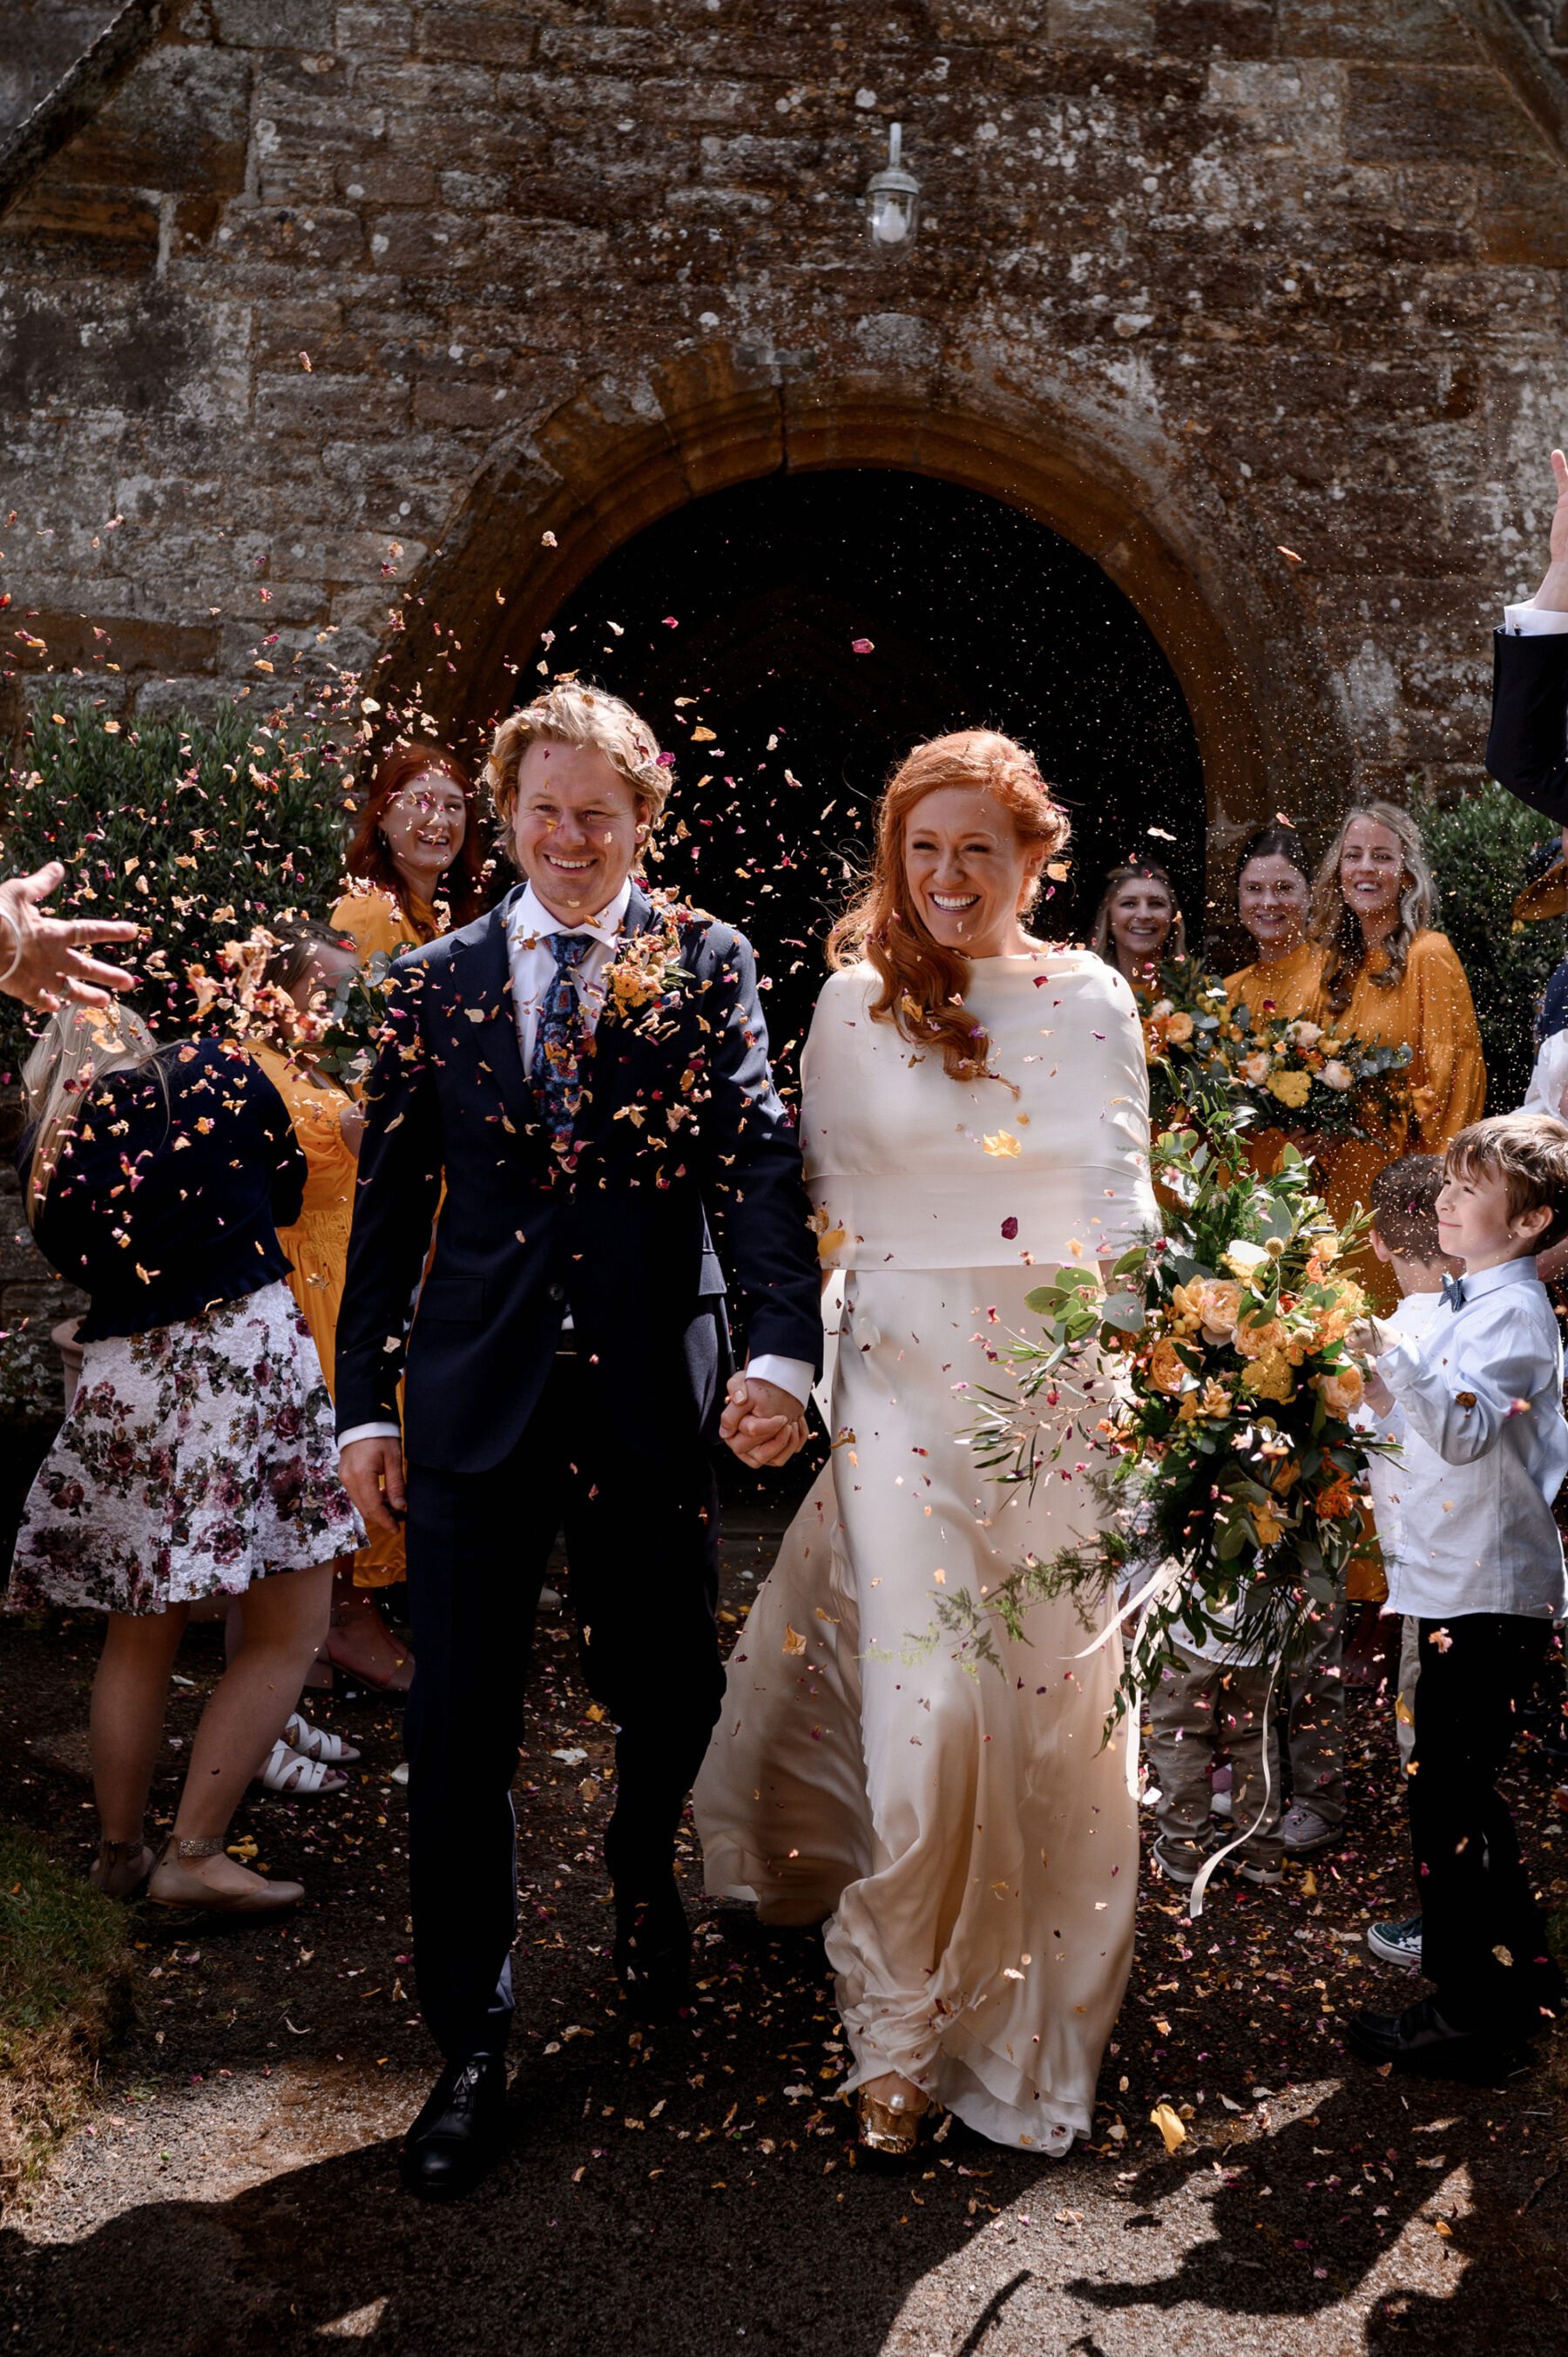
[334,882,823,1473]
[1486,627,1568,826]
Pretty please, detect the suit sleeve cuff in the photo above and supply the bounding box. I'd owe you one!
[338,1422,401,1451]
[745,1354,813,1412]
[1504,602,1568,635]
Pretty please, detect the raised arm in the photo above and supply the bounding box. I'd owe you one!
[1378,1314,1550,1466]
[1486,449,1568,823]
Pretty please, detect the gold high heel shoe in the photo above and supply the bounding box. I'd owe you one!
[857,2084,930,2157]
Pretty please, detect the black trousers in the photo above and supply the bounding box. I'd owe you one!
[1409,1612,1565,2035]
[402,1354,726,2062]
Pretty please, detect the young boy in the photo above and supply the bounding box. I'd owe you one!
[1347,1114,1568,2072]
[1351,1155,1463,1971]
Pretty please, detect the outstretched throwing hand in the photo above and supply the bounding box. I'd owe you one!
[0,861,139,1010]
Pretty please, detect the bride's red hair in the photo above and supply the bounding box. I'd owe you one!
[828,729,1070,1082]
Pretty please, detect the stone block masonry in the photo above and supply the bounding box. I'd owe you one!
[4,3,1568,871]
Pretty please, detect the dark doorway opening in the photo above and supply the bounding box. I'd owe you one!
[522,468,1204,1076]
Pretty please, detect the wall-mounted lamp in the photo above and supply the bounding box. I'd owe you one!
[863,122,920,256]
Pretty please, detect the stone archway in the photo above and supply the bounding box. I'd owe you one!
[373,350,1352,928]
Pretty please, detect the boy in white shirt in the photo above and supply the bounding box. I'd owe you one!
[1349,1155,1462,1972]
[1346,1114,1568,2074]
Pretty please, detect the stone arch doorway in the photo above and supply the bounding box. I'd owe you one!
[379,365,1343,1018]
[529,467,1204,1066]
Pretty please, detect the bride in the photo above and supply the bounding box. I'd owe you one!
[698,729,1155,2157]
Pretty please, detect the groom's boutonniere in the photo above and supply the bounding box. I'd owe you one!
[600,892,693,1028]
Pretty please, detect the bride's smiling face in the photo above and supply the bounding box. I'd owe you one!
[902,787,1045,958]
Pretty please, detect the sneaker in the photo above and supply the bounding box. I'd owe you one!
[1228,1852,1284,1887]
[1281,1803,1339,1855]
[1367,1913,1423,1969]
[1151,1834,1209,1886]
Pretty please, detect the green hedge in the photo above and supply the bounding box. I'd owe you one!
[1,701,352,1080]
[1421,781,1564,1116]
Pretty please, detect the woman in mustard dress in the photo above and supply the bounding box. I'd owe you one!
[253,920,415,1693]
[1223,821,1328,1176]
[331,741,486,959]
[1305,801,1485,1314]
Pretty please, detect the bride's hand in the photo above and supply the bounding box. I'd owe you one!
[721,1374,809,1468]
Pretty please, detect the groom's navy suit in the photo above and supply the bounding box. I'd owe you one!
[335,880,821,2061]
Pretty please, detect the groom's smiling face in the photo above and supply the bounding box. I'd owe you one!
[511,738,646,924]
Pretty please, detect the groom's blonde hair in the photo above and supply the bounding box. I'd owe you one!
[486,682,672,834]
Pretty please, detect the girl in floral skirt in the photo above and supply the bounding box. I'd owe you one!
[6,1005,362,1914]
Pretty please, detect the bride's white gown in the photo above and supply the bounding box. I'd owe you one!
[695,949,1156,2152]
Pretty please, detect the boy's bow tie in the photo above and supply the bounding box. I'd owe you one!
[1441,1272,1467,1312]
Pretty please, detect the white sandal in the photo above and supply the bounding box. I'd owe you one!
[282,1711,360,1765]
[258,1738,348,1795]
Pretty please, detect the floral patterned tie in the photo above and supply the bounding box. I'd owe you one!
[530,931,595,1166]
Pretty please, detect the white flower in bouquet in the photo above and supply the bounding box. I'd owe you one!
[1238,1049,1271,1084]
[1288,1019,1323,1048]
[1320,1060,1355,1091]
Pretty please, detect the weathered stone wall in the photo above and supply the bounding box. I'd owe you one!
[5,1,1568,850]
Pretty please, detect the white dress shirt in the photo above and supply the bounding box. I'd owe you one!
[1375,1255,1568,1620]
[338,878,811,1452]
[1355,1286,1445,1605]
[1504,600,1568,635]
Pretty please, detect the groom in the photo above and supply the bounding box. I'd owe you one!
[335,682,821,2199]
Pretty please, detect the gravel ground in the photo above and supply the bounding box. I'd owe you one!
[3,1493,1567,2355]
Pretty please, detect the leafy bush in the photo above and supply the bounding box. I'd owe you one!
[1420,780,1564,1115]
[0,698,356,1078]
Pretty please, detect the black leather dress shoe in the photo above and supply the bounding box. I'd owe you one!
[1346,1996,1507,2080]
[613,1882,692,2024]
[398,2053,508,2200]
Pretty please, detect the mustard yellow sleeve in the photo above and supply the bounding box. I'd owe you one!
[1410,931,1487,1145]
[330,891,409,962]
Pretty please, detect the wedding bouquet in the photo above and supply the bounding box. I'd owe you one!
[1138,957,1233,1123]
[1139,956,1429,1143]
[1221,999,1421,1143]
[940,1094,1391,1738]
[310,949,396,1088]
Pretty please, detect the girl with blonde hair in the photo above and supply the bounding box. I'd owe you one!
[1306,799,1485,1311]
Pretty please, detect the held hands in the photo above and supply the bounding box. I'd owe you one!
[720,1372,809,1469]
[339,1435,407,1533]
[0,862,138,1010]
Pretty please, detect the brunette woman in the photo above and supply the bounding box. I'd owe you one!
[6,1007,362,1912]
[1091,859,1185,995]
[333,742,486,959]
[1222,822,1328,1177]
[1306,801,1485,1313]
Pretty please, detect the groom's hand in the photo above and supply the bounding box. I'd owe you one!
[720,1373,808,1468]
[339,1436,408,1533]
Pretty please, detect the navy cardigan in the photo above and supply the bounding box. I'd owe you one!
[20,1038,306,1342]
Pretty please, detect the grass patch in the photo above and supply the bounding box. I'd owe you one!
[0,1827,135,2209]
